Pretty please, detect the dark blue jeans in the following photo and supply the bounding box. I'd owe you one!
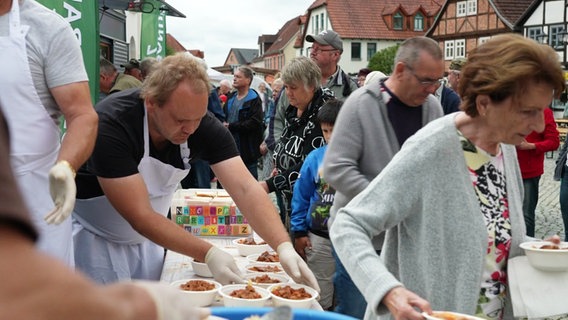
[559,169,568,240]
[181,159,211,189]
[332,247,368,319]
[522,176,541,237]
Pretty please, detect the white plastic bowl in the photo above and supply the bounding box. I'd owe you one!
[246,252,281,265]
[218,284,270,307]
[170,279,221,307]
[232,237,271,257]
[242,272,290,289]
[244,263,286,274]
[191,259,214,278]
[268,283,319,309]
[520,241,568,272]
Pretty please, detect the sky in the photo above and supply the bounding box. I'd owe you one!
[164,0,313,68]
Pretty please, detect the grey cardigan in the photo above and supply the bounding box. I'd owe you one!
[329,114,527,320]
[323,78,443,248]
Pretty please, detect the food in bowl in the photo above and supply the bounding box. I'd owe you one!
[233,237,271,257]
[169,278,221,307]
[218,284,271,307]
[257,251,279,262]
[519,241,568,272]
[250,274,281,284]
[247,251,281,265]
[268,283,319,309]
[178,279,216,291]
[270,285,312,299]
[229,284,263,299]
[242,272,290,289]
[238,238,267,245]
[245,263,284,274]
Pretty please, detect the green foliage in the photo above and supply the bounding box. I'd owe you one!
[166,44,176,57]
[368,44,400,75]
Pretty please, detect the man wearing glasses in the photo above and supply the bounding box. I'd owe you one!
[306,29,359,100]
[323,36,444,318]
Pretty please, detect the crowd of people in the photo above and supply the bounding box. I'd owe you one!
[2,0,568,319]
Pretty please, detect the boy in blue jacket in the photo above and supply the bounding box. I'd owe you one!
[290,99,342,310]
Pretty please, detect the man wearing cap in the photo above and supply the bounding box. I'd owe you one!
[121,58,144,82]
[306,30,358,100]
[447,57,466,92]
[99,58,142,98]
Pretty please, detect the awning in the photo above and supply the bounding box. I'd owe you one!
[99,0,186,18]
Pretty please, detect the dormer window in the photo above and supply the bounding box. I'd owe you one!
[414,13,424,31]
[393,12,403,30]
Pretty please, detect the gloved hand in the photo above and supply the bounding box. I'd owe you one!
[44,160,76,225]
[277,242,320,292]
[132,280,211,320]
[205,246,244,285]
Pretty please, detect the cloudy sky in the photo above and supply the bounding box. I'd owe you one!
[165,0,312,68]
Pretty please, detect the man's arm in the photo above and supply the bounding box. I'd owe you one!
[51,81,98,170]
[212,156,319,290]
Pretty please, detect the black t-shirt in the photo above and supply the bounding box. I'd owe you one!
[76,88,239,199]
[381,82,423,147]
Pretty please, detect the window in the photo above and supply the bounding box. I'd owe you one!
[478,36,490,45]
[456,1,466,17]
[466,0,477,15]
[320,13,324,33]
[367,42,377,60]
[455,39,465,58]
[393,12,403,30]
[445,41,455,60]
[414,13,424,31]
[315,17,319,35]
[527,27,544,42]
[550,24,565,49]
[351,42,361,60]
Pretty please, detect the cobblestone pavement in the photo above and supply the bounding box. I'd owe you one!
[535,153,565,240]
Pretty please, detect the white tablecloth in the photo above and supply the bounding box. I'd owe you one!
[160,236,322,310]
[509,256,568,319]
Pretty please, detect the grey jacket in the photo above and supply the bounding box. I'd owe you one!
[329,115,526,320]
[323,78,443,248]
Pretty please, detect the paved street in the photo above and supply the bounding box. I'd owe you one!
[535,153,565,240]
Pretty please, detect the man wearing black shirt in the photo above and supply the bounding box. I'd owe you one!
[73,53,317,290]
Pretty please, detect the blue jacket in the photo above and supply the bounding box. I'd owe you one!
[290,145,335,238]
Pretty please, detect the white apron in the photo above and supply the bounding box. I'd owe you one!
[0,0,73,265]
[73,106,190,283]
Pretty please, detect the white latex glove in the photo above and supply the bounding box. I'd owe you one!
[132,280,211,320]
[44,160,76,225]
[204,246,244,285]
[277,242,320,292]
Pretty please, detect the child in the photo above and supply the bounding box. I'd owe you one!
[290,99,343,310]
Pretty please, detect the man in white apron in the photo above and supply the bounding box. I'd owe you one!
[0,0,98,266]
[73,53,319,291]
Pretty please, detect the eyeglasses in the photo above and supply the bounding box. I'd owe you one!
[307,47,338,55]
[405,64,444,88]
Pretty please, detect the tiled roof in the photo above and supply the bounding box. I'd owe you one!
[166,33,187,52]
[490,0,538,28]
[232,48,260,64]
[307,0,442,40]
[264,16,302,56]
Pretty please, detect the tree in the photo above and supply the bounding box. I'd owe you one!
[368,44,400,75]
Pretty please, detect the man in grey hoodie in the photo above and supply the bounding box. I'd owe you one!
[323,37,444,318]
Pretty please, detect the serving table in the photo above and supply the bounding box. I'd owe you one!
[160,236,322,310]
[508,256,568,319]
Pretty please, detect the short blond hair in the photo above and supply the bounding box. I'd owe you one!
[141,52,209,107]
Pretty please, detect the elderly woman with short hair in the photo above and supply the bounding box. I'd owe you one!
[260,56,337,225]
[330,33,565,320]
